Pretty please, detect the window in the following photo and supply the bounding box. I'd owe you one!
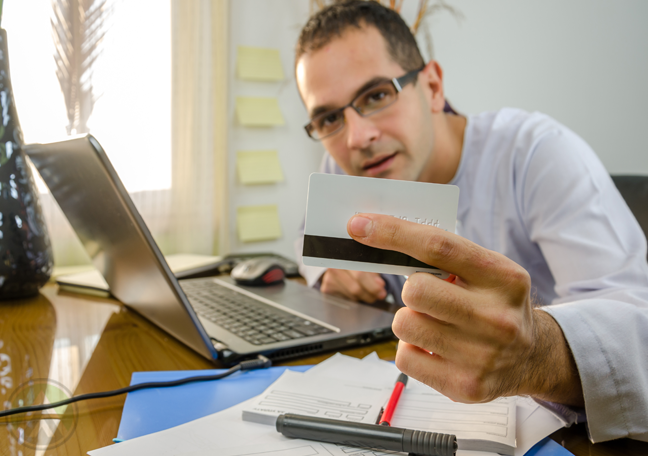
[5,0,229,266]
[4,0,171,192]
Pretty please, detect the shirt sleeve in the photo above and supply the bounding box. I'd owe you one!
[519,128,648,442]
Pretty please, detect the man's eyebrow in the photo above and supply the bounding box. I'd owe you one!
[309,76,390,118]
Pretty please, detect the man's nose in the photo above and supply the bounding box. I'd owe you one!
[344,107,380,150]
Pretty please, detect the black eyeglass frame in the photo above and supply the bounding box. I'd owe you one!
[304,66,425,141]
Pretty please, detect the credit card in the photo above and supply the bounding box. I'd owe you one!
[302,173,459,278]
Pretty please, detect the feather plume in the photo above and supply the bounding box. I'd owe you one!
[51,0,113,135]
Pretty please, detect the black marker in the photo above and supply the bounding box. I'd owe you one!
[276,413,457,456]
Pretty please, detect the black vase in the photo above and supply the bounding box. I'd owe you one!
[0,28,53,299]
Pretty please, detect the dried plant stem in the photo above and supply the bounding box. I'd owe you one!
[411,0,428,34]
[309,0,463,60]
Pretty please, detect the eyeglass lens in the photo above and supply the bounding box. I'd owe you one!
[310,81,399,140]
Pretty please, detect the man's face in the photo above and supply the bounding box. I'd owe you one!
[296,26,435,181]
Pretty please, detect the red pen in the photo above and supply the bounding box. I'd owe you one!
[378,373,408,426]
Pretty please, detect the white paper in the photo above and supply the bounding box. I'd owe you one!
[89,398,278,456]
[304,352,400,384]
[185,441,337,456]
[241,370,389,425]
[302,353,516,454]
[393,378,516,454]
[514,398,564,456]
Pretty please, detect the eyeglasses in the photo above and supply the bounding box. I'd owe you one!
[304,66,424,141]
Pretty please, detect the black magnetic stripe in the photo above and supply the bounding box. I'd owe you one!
[303,234,435,269]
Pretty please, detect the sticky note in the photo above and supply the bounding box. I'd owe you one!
[235,97,285,127]
[237,46,284,81]
[237,150,284,185]
[237,205,282,242]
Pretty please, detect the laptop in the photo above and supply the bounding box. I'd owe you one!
[25,135,396,365]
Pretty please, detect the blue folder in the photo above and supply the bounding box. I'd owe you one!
[526,438,574,456]
[116,365,312,441]
[116,367,573,455]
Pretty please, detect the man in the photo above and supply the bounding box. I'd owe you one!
[294,1,648,443]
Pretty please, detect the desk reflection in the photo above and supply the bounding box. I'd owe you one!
[0,284,647,456]
[0,287,118,454]
[1,292,56,453]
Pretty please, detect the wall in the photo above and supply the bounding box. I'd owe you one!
[229,1,321,260]
[228,0,648,261]
[427,0,648,175]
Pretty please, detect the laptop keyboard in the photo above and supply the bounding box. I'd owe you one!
[182,280,333,345]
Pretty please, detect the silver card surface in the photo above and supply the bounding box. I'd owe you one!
[303,173,459,278]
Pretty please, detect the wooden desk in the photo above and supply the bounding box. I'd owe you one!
[0,284,645,455]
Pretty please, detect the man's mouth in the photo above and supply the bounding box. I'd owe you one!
[362,152,398,176]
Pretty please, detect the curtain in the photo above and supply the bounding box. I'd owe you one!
[20,0,229,268]
[169,0,229,256]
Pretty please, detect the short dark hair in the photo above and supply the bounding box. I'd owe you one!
[296,1,425,72]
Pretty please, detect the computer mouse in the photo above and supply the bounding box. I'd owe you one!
[230,257,285,286]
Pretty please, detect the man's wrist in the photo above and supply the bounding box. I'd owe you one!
[524,309,584,406]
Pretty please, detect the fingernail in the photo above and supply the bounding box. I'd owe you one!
[349,216,373,237]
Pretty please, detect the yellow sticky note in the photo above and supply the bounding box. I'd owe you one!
[237,46,284,81]
[235,97,285,127]
[237,150,284,185]
[237,205,282,242]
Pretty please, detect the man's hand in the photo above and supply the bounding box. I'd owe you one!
[320,269,387,303]
[347,213,584,406]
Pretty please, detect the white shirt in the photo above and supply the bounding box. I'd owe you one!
[296,108,648,442]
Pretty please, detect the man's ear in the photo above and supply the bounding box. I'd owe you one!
[420,60,446,113]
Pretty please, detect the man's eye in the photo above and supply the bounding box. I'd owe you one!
[367,90,388,103]
[316,112,343,129]
[359,86,394,111]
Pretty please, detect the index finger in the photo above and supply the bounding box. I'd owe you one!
[347,213,509,286]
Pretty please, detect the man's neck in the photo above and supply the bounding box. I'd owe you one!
[418,112,467,184]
